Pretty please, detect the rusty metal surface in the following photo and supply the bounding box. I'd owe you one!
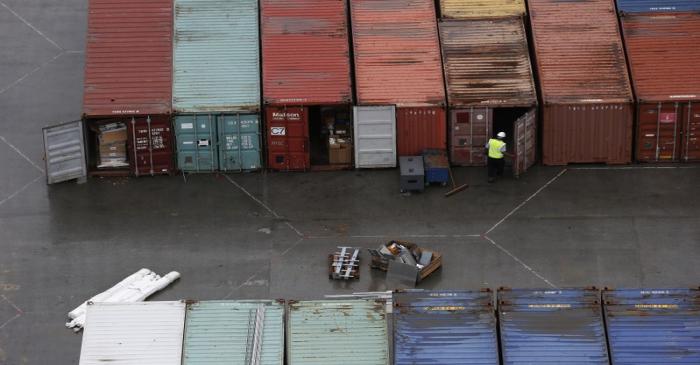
[440,0,526,19]
[635,102,700,162]
[498,288,610,365]
[83,0,173,117]
[542,104,633,165]
[603,288,700,365]
[528,0,633,104]
[440,18,536,108]
[350,0,446,107]
[620,13,700,103]
[261,0,353,106]
[396,107,447,156]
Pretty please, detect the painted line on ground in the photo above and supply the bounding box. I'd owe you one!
[0,51,64,95]
[482,235,558,289]
[0,175,42,208]
[304,234,482,240]
[571,165,700,170]
[0,135,45,173]
[280,237,305,256]
[222,272,260,300]
[0,1,63,50]
[484,168,567,235]
[223,174,304,238]
[0,294,23,330]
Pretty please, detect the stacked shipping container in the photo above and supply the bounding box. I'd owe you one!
[616,1,700,162]
[82,0,175,176]
[350,0,447,157]
[261,0,354,171]
[528,0,634,165]
[438,0,537,176]
[173,0,262,172]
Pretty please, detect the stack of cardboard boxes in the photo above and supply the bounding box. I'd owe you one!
[328,121,352,165]
[97,122,128,169]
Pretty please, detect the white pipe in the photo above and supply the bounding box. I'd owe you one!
[67,268,151,320]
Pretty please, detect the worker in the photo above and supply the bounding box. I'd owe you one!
[485,132,513,183]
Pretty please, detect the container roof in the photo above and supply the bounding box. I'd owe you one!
[351,0,446,107]
[621,13,700,102]
[440,18,537,108]
[440,0,526,19]
[83,0,173,117]
[173,0,260,113]
[616,0,700,14]
[528,0,633,104]
[261,0,353,106]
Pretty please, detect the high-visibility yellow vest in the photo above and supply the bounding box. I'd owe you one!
[488,139,505,159]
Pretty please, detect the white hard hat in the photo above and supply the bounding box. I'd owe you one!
[497,132,506,138]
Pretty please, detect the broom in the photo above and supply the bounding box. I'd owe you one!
[444,166,468,197]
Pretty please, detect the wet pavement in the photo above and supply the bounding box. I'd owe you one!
[1,1,700,363]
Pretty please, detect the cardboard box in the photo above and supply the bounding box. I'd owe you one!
[329,144,352,164]
[99,126,127,144]
[99,143,126,155]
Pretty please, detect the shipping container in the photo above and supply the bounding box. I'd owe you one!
[43,120,88,184]
[440,19,537,174]
[528,0,634,165]
[616,0,700,14]
[350,0,446,107]
[440,0,526,19]
[603,288,700,364]
[173,0,260,113]
[261,0,354,171]
[498,288,610,364]
[396,107,447,156]
[175,114,218,172]
[618,13,700,162]
[83,0,173,117]
[393,290,499,365]
[79,301,186,365]
[286,299,389,365]
[183,300,284,365]
[354,106,397,168]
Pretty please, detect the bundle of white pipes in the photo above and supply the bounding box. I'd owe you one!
[66,268,180,332]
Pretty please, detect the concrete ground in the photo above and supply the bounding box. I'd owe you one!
[0,0,699,363]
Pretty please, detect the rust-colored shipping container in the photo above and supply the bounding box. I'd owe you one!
[350,0,446,107]
[528,0,634,165]
[396,107,446,156]
[265,106,310,171]
[261,0,352,106]
[620,13,700,162]
[83,0,173,117]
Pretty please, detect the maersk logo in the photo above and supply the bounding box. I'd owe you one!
[272,112,301,120]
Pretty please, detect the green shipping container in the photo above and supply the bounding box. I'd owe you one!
[175,115,218,172]
[183,300,284,365]
[218,114,262,171]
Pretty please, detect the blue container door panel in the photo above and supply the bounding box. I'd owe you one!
[175,115,218,172]
[218,114,261,171]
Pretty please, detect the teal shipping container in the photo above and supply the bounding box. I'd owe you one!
[287,300,389,365]
[217,114,262,171]
[173,0,260,113]
[175,115,218,172]
[183,300,284,365]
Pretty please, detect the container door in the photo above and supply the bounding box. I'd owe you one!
[512,109,537,178]
[266,106,309,171]
[353,106,396,168]
[42,120,87,184]
[449,108,491,166]
[636,103,681,162]
[682,102,700,161]
[218,114,262,171]
[128,116,174,176]
[175,115,217,172]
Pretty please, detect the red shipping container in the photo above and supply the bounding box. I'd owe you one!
[266,106,310,171]
[350,0,446,107]
[83,0,173,117]
[261,0,353,105]
[396,107,446,156]
[127,116,174,176]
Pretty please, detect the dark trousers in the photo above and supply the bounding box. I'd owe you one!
[487,157,505,179]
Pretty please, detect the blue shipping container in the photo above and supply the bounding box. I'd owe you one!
[175,115,219,172]
[218,114,262,171]
[393,290,499,365]
[498,288,610,365]
[603,288,700,364]
[616,0,700,14]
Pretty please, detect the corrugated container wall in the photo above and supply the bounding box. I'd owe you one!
[440,0,525,19]
[286,300,389,365]
[393,290,499,365]
[183,300,284,365]
[528,0,633,165]
[440,18,537,108]
[350,0,446,107]
[396,107,446,156]
[261,0,353,105]
[173,0,260,113]
[616,0,700,14]
[603,288,700,364]
[83,0,173,116]
[79,301,186,365]
[498,288,610,365]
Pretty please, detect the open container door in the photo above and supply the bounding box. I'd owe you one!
[42,120,87,184]
[512,109,536,178]
[353,106,396,168]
